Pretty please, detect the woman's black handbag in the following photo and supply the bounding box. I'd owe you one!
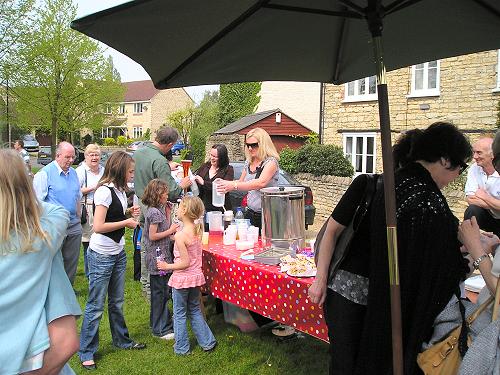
[314,174,379,284]
[81,169,88,225]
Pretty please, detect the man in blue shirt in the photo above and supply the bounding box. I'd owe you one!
[33,141,82,284]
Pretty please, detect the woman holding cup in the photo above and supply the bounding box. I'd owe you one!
[195,144,234,230]
[216,128,280,231]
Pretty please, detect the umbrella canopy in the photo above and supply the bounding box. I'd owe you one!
[71,0,500,90]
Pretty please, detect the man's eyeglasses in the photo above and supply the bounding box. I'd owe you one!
[245,142,259,149]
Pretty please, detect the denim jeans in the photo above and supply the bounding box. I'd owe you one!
[78,249,134,362]
[82,242,90,279]
[150,274,173,336]
[172,287,216,354]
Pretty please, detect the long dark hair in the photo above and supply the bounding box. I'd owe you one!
[98,151,134,191]
[212,144,229,169]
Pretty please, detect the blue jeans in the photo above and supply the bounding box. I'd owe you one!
[150,274,173,336]
[79,249,134,362]
[172,287,216,354]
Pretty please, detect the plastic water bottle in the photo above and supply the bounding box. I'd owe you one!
[188,170,199,196]
[234,207,245,224]
[155,247,167,276]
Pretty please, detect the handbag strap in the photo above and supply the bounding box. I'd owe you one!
[493,276,500,322]
[457,290,469,357]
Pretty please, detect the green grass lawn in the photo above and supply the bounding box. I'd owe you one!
[69,230,329,374]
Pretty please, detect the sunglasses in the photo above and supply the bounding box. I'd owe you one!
[245,142,259,149]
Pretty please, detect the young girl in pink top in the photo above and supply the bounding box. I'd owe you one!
[157,195,217,355]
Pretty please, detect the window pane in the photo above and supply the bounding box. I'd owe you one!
[356,137,363,153]
[355,155,362,172]
[359,79,365,95]
[345,137,352,155]
[428,60,437,68]
[366,137,374,154]
[366,156,374,173]
[428,66,437,89]
[347,82,354,96]
[415,69,424,90]
[369,76,376,94]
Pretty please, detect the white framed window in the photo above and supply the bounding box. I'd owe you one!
[133,126,143,138]
[344,76,377,102]
[409,60,440,97]
[104,104,112,114]
[133,102,143,113]
[119,104,125,114]
[343,133,376,175]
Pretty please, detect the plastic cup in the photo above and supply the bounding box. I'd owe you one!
[181,160,192,178]
[212,180,225,207]
[202,232,209,245]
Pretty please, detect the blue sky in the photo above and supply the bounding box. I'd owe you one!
[74,0,218,103]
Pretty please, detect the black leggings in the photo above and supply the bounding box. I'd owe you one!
[323,288,366,375]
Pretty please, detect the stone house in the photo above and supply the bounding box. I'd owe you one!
[321,49,500,175]
[208,108,313,161]
[102,80,193,139]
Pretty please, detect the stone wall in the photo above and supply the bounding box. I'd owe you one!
[206,134,246,162]
[151,88,193,135]
[293,173,468,231]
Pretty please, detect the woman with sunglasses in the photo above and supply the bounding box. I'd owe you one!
[217,128,279,230]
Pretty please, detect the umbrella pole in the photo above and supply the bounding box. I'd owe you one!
[372,35,404,375]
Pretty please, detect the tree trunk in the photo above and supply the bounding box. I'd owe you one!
[51,117,57,159]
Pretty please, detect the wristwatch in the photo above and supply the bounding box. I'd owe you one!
[473,254,489,270]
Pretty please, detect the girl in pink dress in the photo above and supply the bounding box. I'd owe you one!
[157,195,217,355]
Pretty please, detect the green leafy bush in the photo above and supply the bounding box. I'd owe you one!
[279,146,299,174]
[116,135,127,146]
[103,137,116,146]
[296,144,354,177]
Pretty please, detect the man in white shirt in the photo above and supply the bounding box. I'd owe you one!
[464,137,500,237]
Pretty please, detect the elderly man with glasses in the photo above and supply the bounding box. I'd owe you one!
[464,136,500,237]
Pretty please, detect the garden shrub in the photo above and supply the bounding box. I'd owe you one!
[296,144,354,177]
[279,146,299,174]
[104,137,116,146]
[116,136,127,147]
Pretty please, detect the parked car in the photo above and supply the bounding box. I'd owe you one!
[227,162,315,229]
[37,146,85,166]
[22,135,39,153]
[171,140,185,156]
[126,140,152,153]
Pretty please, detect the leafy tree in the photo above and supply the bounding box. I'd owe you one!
[218,82,261,127]
[190,90,220,167]
[11,0,124,156]
[166,105,196,147]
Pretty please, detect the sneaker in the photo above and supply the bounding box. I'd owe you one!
[126,342,146,350]
[160,333,175,340]
[203,342,218,353]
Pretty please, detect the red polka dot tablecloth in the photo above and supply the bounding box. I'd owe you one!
[202,235,329,342]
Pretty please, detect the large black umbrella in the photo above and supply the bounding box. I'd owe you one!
[71,1,500,373]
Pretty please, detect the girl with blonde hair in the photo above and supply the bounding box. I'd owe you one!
[157,195,217,355]
[0,149,80,374]
[217,127,280,229]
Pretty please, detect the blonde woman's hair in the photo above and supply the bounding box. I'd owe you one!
[244,128,280,162]
[84,143,101,156]
[0,150,49,255]
[179,195,205,238]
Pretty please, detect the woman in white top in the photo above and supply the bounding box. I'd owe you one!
[78,151,145,370]
[75,144,105,279]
